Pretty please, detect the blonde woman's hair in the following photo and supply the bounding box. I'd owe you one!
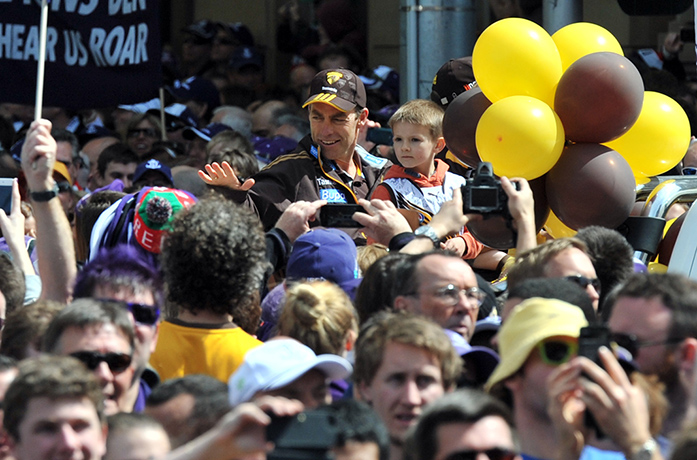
[278,280,358,356]
[356,243,389,275]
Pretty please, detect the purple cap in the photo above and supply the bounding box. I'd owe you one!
[254,136,298,164]
[166,77,221,112]
[133,159,174,185]
[444,329,500,382]
[183,122,233,142]
[287,228,359,285]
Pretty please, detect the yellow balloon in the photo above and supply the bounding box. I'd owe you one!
[647,262,668,274]
[552,22,624,71]
[605,91,690,177]
[634,173,651,185]
[472,18,562,107]
[544,211,577,239]
[476,96,565,180]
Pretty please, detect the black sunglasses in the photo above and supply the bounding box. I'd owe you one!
[56,181,72,193]
[125,302,161,326]
[444,448,517,460]
[563,275,601,294]
[70,351,132,374]
[610,332,683,358]
[127,128,158,138]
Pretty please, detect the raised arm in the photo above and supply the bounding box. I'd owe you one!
[21,119,76,303]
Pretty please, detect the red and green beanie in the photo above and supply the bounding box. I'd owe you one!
[133,187,197,253]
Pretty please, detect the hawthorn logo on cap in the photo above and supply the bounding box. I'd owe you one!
[326,71,343,84]
[303,68,367,112]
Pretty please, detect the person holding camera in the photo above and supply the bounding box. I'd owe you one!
[486,297,664,460]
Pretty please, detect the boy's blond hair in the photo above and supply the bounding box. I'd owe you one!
[388,99,445,139]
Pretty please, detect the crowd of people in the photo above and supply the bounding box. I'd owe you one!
[2,2,697,460]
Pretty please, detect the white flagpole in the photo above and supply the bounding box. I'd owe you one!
[34,0,49,122]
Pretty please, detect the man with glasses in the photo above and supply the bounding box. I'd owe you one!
[393,250,484,341]
[404,389,521,460]
[507,238,601,313]
[73,244,164,412]
[42,298,136,415]
[607,273,697,449]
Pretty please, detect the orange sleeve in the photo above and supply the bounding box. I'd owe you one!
[371,183,396,205]
[459,228,484,259]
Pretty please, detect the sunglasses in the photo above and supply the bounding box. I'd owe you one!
[70,351,132,374]
[536,338,578,366]
[125,302,161,326]
[563,275,601,294]
[127,128,158,138]
[610,332,683,358]
[444,448,517,460]
[56,181,72,193]
[682,167,697,175]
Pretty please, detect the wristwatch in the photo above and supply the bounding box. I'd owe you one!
[630,438,657,460]
[30,183,60,202]
[414,225,440,248]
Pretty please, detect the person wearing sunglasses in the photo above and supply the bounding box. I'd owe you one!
[488,298,659,460]
[485,298,591,460]
[405,389,520,460]
[73,244,164,413]
[42,299,136,416]
[608,273,697,452]
[125,114,162,160]
[507,238,601,313]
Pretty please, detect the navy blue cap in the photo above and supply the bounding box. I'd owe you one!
[133,159,174,185]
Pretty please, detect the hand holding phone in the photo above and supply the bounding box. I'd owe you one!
[320,204,366,228]
[0,178,13,215]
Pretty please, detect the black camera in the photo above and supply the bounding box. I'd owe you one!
[681,27,695,43]
[267,407,339,460]
[461,162,514,215]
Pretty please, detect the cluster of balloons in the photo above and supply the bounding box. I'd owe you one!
[443,18,691,247]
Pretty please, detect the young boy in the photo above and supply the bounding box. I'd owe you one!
[371,99,483,258]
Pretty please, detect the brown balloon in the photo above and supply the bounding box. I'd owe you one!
[443,87,491,168]
[466,177,550,250]
[554,52,644,143]
[545,143,636,230]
